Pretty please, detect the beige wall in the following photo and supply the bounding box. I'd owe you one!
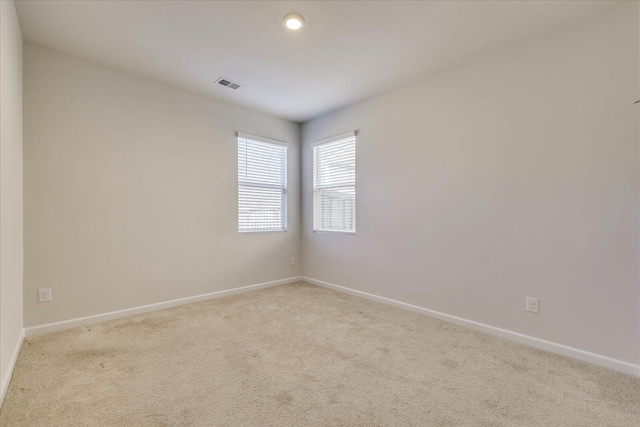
[1,0,24,391]
[302,4,639,364]
[23,44,301,327]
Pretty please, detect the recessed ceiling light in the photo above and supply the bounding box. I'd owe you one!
[283,13,304,31]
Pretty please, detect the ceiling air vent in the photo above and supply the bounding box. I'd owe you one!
[216,77,242,90]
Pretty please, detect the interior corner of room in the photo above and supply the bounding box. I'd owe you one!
[0,0,639,425]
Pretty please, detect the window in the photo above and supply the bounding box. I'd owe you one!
[313,132,356,234]
[238,133,287,232]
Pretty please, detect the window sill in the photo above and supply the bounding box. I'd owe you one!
[239,229,287,234]
[313,230,355,235]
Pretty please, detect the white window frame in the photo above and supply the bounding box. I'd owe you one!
[312,131,356,235]
[237,132,287,233]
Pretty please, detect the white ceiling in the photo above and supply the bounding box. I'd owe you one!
[15,1,618,122]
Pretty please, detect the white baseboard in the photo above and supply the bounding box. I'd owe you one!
[20,275,640,377]
[0,328,25,408]
[25,276,303,338]
[302,276,640,377]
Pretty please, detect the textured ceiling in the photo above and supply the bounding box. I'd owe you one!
[16,1,619,122]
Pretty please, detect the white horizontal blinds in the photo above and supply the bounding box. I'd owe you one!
[313,134,356,233]
[238,136,287,232]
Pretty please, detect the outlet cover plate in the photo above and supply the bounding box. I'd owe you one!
[38,288,52,303]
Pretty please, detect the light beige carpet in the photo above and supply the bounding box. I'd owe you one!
[1,282,638,426]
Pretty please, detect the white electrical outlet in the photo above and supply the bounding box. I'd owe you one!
[38,288,52,303]
[526,297,539,313]
[290,257,295,265]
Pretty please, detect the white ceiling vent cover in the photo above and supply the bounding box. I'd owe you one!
[216,77,242,90]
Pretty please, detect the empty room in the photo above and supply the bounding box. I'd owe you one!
[1,0,639,425]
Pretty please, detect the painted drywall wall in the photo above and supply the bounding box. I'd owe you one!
[0,0,24,393]
[302,3,639,364]
[23,44,301,327]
